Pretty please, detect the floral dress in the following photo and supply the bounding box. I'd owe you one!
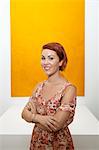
[29,81,77,150]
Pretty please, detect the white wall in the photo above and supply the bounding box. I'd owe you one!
[0,0,12,116]
[85,0,99,120]
[0,0,99,120]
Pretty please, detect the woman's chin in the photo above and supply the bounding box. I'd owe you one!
[43,70,52,76]
[45,71,51,76]
[45,71,57,77]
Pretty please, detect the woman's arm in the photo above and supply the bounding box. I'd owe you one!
[33,85,76,132]
[21,83,39,122]
[21,99,49,130]
[21,84,76,132]
[21,98,37,122]
[21,83,58,132]
[22,103,58,132]
[52,85,77,131]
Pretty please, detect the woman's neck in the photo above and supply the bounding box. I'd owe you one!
[47,71,63,84]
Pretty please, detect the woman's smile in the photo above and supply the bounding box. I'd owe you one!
[41,49,60,76]
[43,64,51,71]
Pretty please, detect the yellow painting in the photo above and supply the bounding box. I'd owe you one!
[11,0,84,97]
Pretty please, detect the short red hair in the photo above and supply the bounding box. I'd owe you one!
[42,42,68,71]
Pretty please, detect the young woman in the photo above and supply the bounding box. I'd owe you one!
[21,42,77,150]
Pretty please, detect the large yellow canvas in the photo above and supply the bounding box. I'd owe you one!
[11,0,84,97]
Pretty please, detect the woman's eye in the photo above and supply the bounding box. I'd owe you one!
[49,57,54,60]
[41,57,45,60]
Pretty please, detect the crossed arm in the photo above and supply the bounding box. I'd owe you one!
[21,85,76,132]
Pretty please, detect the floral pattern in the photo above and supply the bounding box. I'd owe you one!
[29,81,76,150]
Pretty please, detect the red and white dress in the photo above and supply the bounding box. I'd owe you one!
[29,81,77,150]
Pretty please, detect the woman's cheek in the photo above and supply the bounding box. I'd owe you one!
[41,61,44,67]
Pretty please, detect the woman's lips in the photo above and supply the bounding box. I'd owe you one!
[44,67,50,71]
[43,65,51,71]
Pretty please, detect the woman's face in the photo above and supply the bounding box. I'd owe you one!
[41,49,61,76]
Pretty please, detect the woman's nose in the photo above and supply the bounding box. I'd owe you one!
[43,59,49,65]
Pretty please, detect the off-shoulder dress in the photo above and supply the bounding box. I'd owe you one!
[29,81,77,150]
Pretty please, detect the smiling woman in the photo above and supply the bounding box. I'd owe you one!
[21,42,77,150]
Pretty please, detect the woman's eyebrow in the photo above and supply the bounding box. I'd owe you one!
[41,55,45,57]
[42,54,55,57]
[48,55,55,57]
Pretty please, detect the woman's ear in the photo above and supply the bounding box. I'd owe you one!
[59,60,63,67]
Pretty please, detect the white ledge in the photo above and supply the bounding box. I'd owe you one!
[0,103,99,135]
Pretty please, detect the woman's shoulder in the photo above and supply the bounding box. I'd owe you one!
[61,78,75,86]
[62,79,77,93]
[64,83,77,99]
[61,80,77,103]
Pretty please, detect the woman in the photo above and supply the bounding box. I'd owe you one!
[21,42,77,150]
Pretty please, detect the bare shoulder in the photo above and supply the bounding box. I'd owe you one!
[66,84,77,93]
[63,83,77,98]
[61,84,77,103]
[60,78,77,94]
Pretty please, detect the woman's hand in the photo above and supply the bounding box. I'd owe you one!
[21,101,36,122]
[25,101,36,113]
[35,114,59,132]
[26,102,33,112]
